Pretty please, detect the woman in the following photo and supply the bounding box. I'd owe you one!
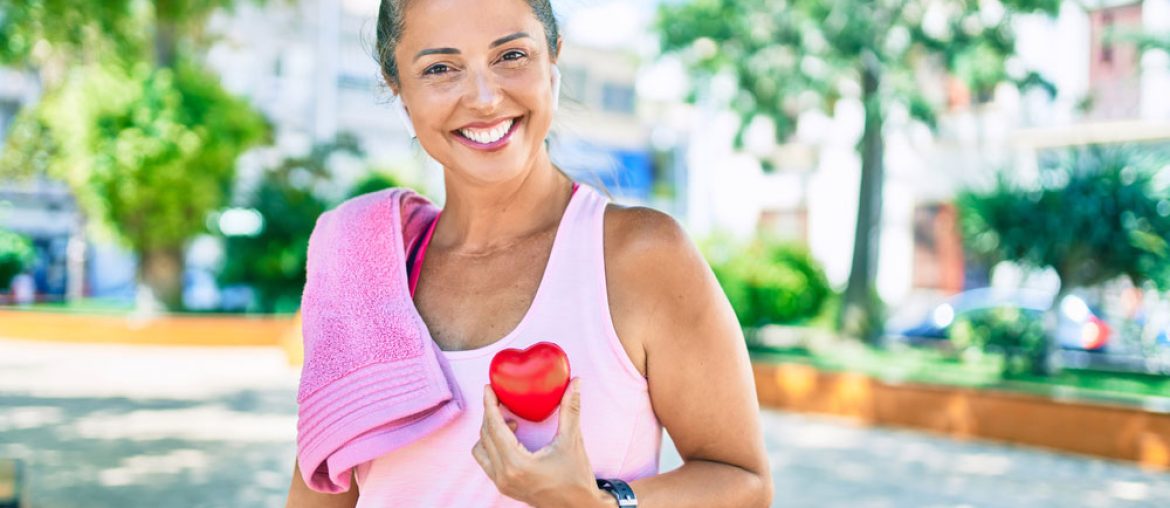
[286,0,771,506]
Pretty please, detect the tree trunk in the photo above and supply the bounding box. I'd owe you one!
[138,246,184,311]
[840,51,886,343]
[154,0,178,68]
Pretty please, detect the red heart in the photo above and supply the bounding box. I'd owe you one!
[489,342,571,422]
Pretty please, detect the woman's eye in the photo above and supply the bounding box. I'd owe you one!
[423,64,450,76]
[501,50,526,62]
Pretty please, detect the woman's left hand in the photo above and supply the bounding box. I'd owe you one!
[472,378,610,508]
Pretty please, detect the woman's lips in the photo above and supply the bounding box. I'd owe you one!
[452,116,522,152]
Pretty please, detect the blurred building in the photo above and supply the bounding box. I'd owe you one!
[553,43,655,203]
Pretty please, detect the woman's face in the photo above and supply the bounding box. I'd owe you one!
[392,0,558,185]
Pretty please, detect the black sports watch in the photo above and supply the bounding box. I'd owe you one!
[596,478,637,507]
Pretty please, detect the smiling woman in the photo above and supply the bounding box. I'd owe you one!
[285,1,772,507]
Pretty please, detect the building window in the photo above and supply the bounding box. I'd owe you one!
[601,82,635,114]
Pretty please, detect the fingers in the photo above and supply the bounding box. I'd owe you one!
[554,378,582,440]
[472,439,495,477]
[483,387,520,435]
[482,385,519,445]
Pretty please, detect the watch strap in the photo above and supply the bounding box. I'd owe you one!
[596,478,637,507]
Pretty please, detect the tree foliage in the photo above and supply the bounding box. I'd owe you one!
[657,0,1061,141]
[0,0,141,67]
[0,0,270,68]
[0,228,35,291]
[958,145,1170,292]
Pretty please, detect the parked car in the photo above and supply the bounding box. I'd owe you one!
[885,288,1112,352]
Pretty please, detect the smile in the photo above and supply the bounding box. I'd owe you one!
[453,117,522,151]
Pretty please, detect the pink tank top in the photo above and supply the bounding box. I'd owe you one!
[354,183,662,506]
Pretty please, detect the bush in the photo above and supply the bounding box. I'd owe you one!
[345,171,403,200]
[706,235,832,328]
[949,306,1048,377]
[0,229,35,292]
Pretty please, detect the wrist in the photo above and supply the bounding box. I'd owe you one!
[536,484,617,508]
[594,479,636,507]
[593,487,620,508]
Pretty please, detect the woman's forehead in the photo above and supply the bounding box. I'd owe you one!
[399,0,544,49]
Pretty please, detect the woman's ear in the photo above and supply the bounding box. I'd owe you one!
[550,65,561,112]
[392,95,416,138]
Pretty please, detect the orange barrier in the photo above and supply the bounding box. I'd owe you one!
[753,362,1170,471]
[0,309,296,347]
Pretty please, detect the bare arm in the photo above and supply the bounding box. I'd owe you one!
[285,460,360,508]
[606,207,773,508]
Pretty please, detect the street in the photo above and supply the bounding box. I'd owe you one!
[1,338,1168,507]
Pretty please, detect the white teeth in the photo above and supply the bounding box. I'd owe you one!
[459,119,513,144]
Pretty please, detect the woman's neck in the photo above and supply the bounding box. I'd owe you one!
[434,160,573,255]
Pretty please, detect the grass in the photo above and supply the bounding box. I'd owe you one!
[20,297,136,315]
[749,340,1170,409]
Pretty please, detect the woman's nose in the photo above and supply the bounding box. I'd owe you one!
[464,69,503,113]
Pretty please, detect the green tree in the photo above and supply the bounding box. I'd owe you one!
[656,0,1060,341]
[959,146,1170,293]
[0,0,269,69]
[958,145,1170,372]
[0,229,35,292]
[0,0,274,310]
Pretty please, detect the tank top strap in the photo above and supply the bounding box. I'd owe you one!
[537,183,608,286]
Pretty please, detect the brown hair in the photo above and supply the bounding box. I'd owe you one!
[376,0,560,86]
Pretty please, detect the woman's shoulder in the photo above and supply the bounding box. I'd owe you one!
[601,203,723,352]
[601,203,712,300]
[602,203,692,261]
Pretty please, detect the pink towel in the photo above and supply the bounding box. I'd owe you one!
[296,187,465,493]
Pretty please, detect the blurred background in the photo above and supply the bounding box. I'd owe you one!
[1,0,1169,506]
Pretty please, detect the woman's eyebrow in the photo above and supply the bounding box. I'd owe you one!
[414,47,458,62]
[413,32,532,62]
[489,32,531,48]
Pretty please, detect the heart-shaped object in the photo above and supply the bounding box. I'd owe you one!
[489,342,571,422]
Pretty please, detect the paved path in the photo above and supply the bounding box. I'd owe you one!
[1,338,1168,507]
